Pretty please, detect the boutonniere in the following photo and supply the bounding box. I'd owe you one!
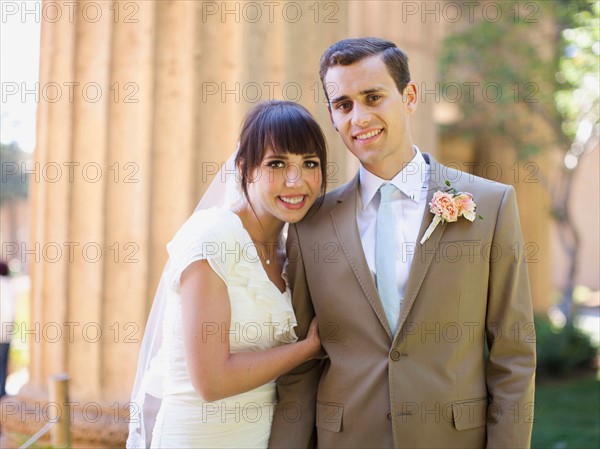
[420,181,480,244]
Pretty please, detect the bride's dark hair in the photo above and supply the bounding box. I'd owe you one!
[235,100,328,208]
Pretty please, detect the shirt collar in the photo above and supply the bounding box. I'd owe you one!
[359,146,428,210]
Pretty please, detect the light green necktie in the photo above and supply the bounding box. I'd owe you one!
[376,183,400,335]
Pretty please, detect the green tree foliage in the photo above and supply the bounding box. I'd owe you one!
[555,1,599,143]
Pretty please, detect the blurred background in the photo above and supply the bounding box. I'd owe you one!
[1,0,598,447]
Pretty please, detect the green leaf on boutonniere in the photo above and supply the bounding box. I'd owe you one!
[445,180,451,187]
[478,215,484,220]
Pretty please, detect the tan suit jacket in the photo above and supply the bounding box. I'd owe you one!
[269,154,536,449]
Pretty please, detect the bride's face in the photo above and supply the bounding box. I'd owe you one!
[246,147,322,224]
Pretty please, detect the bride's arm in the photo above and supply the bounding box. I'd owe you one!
[180,259,321,402]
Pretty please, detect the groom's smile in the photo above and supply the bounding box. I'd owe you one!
[353,128,383,141]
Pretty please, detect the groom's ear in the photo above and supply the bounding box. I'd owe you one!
[403,82,418,115]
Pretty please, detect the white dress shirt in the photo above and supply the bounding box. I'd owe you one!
[356,147,430,304]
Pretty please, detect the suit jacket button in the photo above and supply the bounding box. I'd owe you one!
[390,350,401,361]
[386,411,392,421]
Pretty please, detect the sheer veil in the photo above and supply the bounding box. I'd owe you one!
[126,150,241,448]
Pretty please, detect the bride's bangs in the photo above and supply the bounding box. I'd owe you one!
[264,107,323,159]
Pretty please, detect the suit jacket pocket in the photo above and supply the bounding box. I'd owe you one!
[316,401,343,432]
[451,397,488,431]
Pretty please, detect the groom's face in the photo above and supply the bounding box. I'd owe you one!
[324,54,417,179]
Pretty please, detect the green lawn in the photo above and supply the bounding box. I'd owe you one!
[532,373,600,449]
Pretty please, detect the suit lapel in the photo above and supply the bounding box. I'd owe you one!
[396,155,453,334]
[330,175,393,337]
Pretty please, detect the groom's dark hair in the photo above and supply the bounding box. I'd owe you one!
[319,37,411,102]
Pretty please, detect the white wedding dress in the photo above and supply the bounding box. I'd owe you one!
[148,208,298,448]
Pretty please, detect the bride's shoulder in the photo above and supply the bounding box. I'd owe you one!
[169,208,241,249]
[186,207,239,229]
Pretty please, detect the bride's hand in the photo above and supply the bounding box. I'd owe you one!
[304,317,322,359]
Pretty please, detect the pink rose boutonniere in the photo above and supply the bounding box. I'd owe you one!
[420,183,479,244]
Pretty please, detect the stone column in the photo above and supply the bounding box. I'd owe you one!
[28,0,76,395]
[103,0,155,403]
[66,0,112,402]
[192,1,245,205]
[148,0,197,299]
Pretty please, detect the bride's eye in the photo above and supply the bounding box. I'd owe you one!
[304,160,320,168]
[266,160,285,169]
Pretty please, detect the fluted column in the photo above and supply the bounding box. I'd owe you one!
[25,0,74,399]
[148,0,197,296]
[193,2,244,205]
[103,1,155,402]
[66,0,112,402]
[33,0,76,394]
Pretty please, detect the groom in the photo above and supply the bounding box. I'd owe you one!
[269,37,536,448]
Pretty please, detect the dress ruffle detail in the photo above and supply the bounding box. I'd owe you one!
[218,210,298,346]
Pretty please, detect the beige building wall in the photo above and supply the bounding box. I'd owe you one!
[551,144,600,292]
[2,1,443,447]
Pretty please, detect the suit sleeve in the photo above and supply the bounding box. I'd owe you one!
[485,185,536,448]
[269,223,324,449]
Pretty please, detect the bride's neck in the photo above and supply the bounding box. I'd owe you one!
[234,206,283,244]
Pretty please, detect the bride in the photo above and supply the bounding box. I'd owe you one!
[127,100,328,448]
